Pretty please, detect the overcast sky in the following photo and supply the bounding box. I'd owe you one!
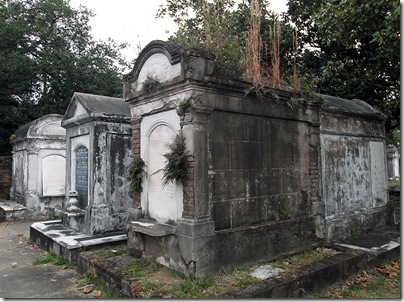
[69,0,288,61]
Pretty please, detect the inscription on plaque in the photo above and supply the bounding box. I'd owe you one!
[75,146,88,209]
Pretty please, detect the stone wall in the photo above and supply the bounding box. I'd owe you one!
[320,105,388,241]
[208,110,312,230]
[124,41,388,278]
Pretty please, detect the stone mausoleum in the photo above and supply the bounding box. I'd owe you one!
[123,41,388,278]
[10,114,66,218]
[60,92,133,235]
[29,93,133,262]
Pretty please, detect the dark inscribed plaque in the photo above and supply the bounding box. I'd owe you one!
[75,146,88,209]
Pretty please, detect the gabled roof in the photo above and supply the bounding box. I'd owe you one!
[62,92,131,127]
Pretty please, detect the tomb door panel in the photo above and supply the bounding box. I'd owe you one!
[75,146,88,209]
[147,124,180,223]
[42,155,66,196]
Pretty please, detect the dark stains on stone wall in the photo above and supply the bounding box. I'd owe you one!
[208,109,312,231]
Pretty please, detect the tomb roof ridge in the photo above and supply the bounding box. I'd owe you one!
[73,92,130,117]
[12,114,64,142]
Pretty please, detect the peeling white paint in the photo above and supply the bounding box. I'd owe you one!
[141,110,184,224]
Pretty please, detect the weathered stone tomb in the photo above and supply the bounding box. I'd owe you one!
[123,41,389,278]
[320,96,388,241]
[10,114,66,218]
[386,147,400,180]
[60,92,133,235]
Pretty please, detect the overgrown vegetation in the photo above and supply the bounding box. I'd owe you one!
[78,272,121,298]
[33,251,66,266]
[141,75,160,94]
[83,246,340,298]
[158,0,400,145]
[161,132,190,186]
[96,246,127,259]
[306,259,400,298]
[129,156,146,193]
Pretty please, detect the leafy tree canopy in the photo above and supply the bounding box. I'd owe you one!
[0,0,130,155]
[287,0,400,134]
[157,0,296,80]
[158,0,399,142]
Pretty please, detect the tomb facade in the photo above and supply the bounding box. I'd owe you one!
[10,114,66,218]
[61,92,132,235]
[123,41,388,278]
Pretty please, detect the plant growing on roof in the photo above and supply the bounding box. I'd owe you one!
[161,132,190,186]
[129,156,146,193]
[141,75,159,94]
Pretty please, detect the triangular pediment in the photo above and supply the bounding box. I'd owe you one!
[61,93,91,128]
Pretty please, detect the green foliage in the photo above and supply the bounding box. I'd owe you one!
[177,98,192,114]
[141,75,159,94]
[139,280,161,298]
[286,0,400,136]
[127,258,159,277]
[170,277,215,298]
[162,132,189,186]
[96,246,127,259]
[0,156,12,168]
[157,0,295,80]
[129,156,146,193]
[33,251,66,266]
[0,0,130,155]
[386,129,400,148]
[78,272,93,286]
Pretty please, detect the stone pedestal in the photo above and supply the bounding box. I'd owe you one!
[126,217,216,278]
[62,210,85,231]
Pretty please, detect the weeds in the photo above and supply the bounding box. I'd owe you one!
[96,246,127,259]
[33,251,66,266]
[141,75,159,94]
[307,260,400,298]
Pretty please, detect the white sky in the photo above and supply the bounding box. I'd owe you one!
[69,0,288,62]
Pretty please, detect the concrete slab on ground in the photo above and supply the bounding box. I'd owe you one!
[0,221,89,299]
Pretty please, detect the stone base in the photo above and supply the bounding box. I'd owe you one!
[126,216,319,278]
[0,201,27,221]
[62,209,85,231]
[30,219,127,263]
[325,207,388,242]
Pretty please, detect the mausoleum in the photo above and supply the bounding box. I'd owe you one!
[123,41,389,278]
[60,92,133,235]
[10,114,66,218]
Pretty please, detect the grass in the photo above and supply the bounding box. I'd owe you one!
[96,246,127,259]
[78,272,121,298]
[269,247,338,274]
[83,246,340,298]
[388,179,400,187]
[33,251,66,266]
[306,259,400,298]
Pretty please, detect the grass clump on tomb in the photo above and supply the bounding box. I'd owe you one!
[141,75,159,94]
[33,251,66,266]
[96,245,127,259]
